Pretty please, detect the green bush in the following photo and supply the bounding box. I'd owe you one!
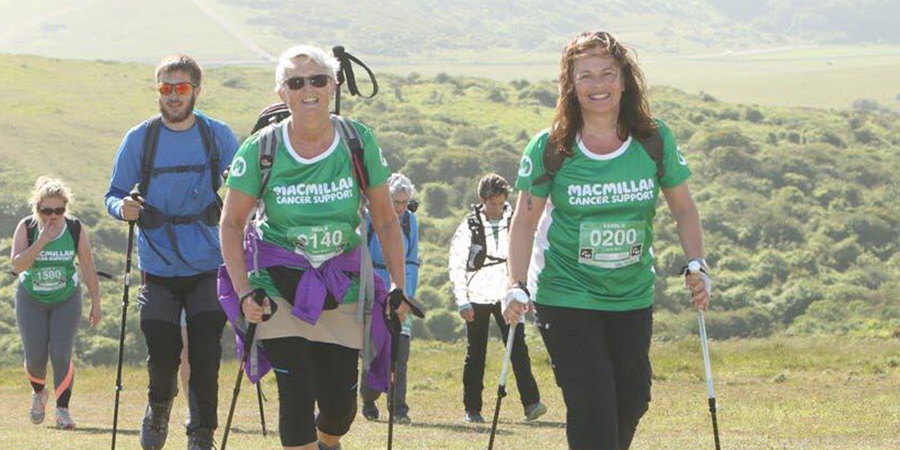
[426,309,464,342]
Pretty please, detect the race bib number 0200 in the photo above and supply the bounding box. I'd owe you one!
[578,221,645,269]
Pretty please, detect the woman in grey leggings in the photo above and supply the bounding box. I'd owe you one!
[10,176,102,429]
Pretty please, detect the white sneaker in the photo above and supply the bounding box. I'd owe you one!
[29,389,49,424]
[56,407,76,429]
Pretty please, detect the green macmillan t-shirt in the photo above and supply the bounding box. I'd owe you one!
[226,120,391,304]
[23,223,79,304]
[515,120,692,311]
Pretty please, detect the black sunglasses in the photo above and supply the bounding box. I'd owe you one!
[284,74,330,90]
[39,206,66,216]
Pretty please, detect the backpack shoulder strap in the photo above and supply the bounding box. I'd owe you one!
[533,136,564,187]
[25,218,38,247]
[401,212,412,258]
[257,124,279,198]
[467,204,486,244]
[331,115,369,192]
[196,115,221,193]
[139,115,163,197]
[66,218,82,251]
[636,128,665,180]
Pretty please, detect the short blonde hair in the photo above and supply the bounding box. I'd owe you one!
[29,176,73,220]
[274,45,340,92]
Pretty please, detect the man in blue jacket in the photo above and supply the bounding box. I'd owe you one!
[104,54,238,450]
[359,173,420,425]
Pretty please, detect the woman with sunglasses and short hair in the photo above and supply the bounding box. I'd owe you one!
[220,45,411,450]
[504,31,711,450]
[10,176,102,430]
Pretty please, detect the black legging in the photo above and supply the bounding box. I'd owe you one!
[262,337,359,447]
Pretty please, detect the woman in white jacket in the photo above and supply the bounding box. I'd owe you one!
[448,173,546,423]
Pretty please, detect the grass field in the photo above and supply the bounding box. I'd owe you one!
[0,336,898,449]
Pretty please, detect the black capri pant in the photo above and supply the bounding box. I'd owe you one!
[261,337,360,447]
[535,303,653,450]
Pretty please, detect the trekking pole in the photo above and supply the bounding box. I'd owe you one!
[221,289,271,450]
[488,323,518,450]
[111,186,141,450]
[687,259,721,450]
[332,45,379,116]
[387,335,398,450]
[698,310,722,450]
[256,382,267,437]
[385,290,426,450]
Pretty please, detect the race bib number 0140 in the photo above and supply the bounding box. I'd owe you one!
[578,221,645,269]
[288,223,352,268]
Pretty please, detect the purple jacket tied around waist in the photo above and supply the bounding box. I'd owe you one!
[218,231,392,391]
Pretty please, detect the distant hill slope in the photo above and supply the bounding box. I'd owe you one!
[5,0,897,65]
[0,0,737,62]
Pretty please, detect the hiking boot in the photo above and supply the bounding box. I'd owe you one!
[318,442,342,450]
[140,398,174,450]
[29,389,49,424]
[395,413,411,425]
[524,402,547,421]
[464,411,485,423]
[361,401,379,421]
[187,427,216,450]
[56,407,76,429]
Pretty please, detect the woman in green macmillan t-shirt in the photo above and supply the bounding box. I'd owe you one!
[10,176,102,430]
[503,31,713,450]
[221,45,410,450]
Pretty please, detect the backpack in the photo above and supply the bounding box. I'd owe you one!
[26,217,82,250]
[465,204,511,272]
[136,114,222,269]
[367,211,415,260]
[250,104,370,201]
[532,129,665,187]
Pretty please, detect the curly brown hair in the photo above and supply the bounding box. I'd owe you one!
[548,31,656,157]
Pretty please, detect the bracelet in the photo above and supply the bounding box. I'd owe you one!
[509,280,530,298]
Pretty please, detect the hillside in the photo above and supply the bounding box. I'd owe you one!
[4,1,900,109]
[0,55,898,367]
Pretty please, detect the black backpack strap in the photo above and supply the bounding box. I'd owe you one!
[139,115,163,197]
[401,212,413,259]
[467,204,487,252]
[257,124,279,198]
[636,128,665,180]
[533,136,565,187]
[25,218,37,247]
[196,116,222,193]
[331,115,369,192]
[66,218,81,251]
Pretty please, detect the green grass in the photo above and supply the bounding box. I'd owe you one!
[1,335,898,449]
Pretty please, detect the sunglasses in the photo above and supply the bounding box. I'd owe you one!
[157,82,197,96]
[284,74,330,90]
[39,206,66,216]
